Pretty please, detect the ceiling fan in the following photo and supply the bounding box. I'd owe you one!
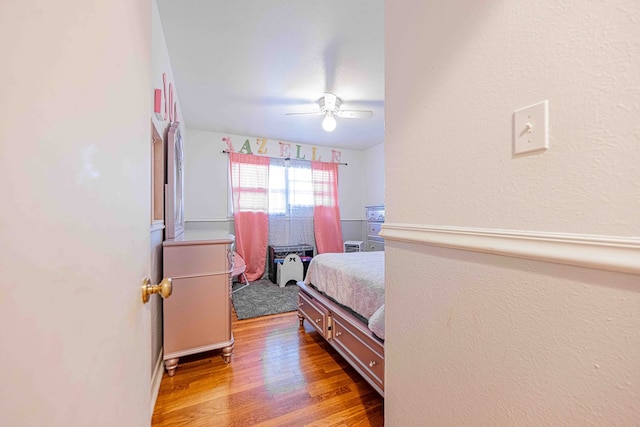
[285,92,374,132]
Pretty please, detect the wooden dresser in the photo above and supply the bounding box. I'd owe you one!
[365,205,385,251]
[162,230,235,376]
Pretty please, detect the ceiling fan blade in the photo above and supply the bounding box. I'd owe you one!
[337,110,374,119]
[285,111,324,116]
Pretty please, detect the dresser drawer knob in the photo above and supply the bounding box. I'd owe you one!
[369,360,377,368]
[335,331,342,337]
[315,318,322,323]
[298,302,304,307]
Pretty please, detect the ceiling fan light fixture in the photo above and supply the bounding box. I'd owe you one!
[322,113,337,132]
[323,92,338,110]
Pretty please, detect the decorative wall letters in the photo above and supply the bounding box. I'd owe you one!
[223,137,341,164]
[239,139,253,154]
[222,137,235,152]
[154,89,162,120]
[279,141,291,158]
[256,138,268,154]
[168,83,174,122]
[163,73,168,121]
[331,150,342,163]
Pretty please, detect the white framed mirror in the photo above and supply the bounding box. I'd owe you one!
[166,122,184,239]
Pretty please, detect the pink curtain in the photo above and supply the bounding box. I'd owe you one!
[312,161,344,253]
[229,153,270,281]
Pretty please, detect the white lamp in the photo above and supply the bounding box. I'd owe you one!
[322,113,337,132]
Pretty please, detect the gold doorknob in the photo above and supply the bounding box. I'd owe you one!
[141,277,172,304]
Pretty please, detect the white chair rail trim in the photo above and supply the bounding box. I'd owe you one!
[185,218,232,222]
[380,223,640,276]
[150,220,165,232]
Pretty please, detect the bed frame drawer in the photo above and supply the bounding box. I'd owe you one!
[331,313,384,392]
[298,290,330,339]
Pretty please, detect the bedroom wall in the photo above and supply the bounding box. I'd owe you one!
[362,142,385,206]
[183,128,373,243]
[384,1,640,425]
[151,0,185,396]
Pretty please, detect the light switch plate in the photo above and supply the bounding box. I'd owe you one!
[513,100,548,155]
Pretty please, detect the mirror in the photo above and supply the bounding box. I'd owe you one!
[166,122,184,239]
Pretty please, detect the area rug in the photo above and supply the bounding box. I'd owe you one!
[232,279,299,320]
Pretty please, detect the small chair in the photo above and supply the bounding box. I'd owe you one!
[276,253,303,288]
[231,251,250,293]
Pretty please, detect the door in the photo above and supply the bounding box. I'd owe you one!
[0,1,153,425]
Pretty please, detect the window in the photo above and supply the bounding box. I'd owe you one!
[228,155,342,252]
[268,160,313,216]
[230,159,269,212]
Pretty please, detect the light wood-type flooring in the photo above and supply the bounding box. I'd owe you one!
[152,309,384,426]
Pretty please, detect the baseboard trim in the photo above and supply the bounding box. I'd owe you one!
[380,223,640,275]
[150,347,164,417]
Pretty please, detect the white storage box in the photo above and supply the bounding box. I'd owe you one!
[344,240,364,253]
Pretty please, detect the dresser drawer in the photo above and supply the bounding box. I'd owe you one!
[331,314,384,390]
[368,240,385,252]
[163,274,231,355]
[164,243,229,277]
[298,290,330,339]
[368,222,382,237]
[366,208,385,222]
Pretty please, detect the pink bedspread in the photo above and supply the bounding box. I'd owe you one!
[304,251,385,338]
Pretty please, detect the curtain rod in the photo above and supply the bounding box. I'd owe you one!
[220,150,348,166]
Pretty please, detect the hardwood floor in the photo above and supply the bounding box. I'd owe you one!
[152,309,384,426]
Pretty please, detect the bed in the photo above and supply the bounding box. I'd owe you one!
[296,251,385,396]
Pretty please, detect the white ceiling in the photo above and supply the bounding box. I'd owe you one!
[156,0,384,150]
